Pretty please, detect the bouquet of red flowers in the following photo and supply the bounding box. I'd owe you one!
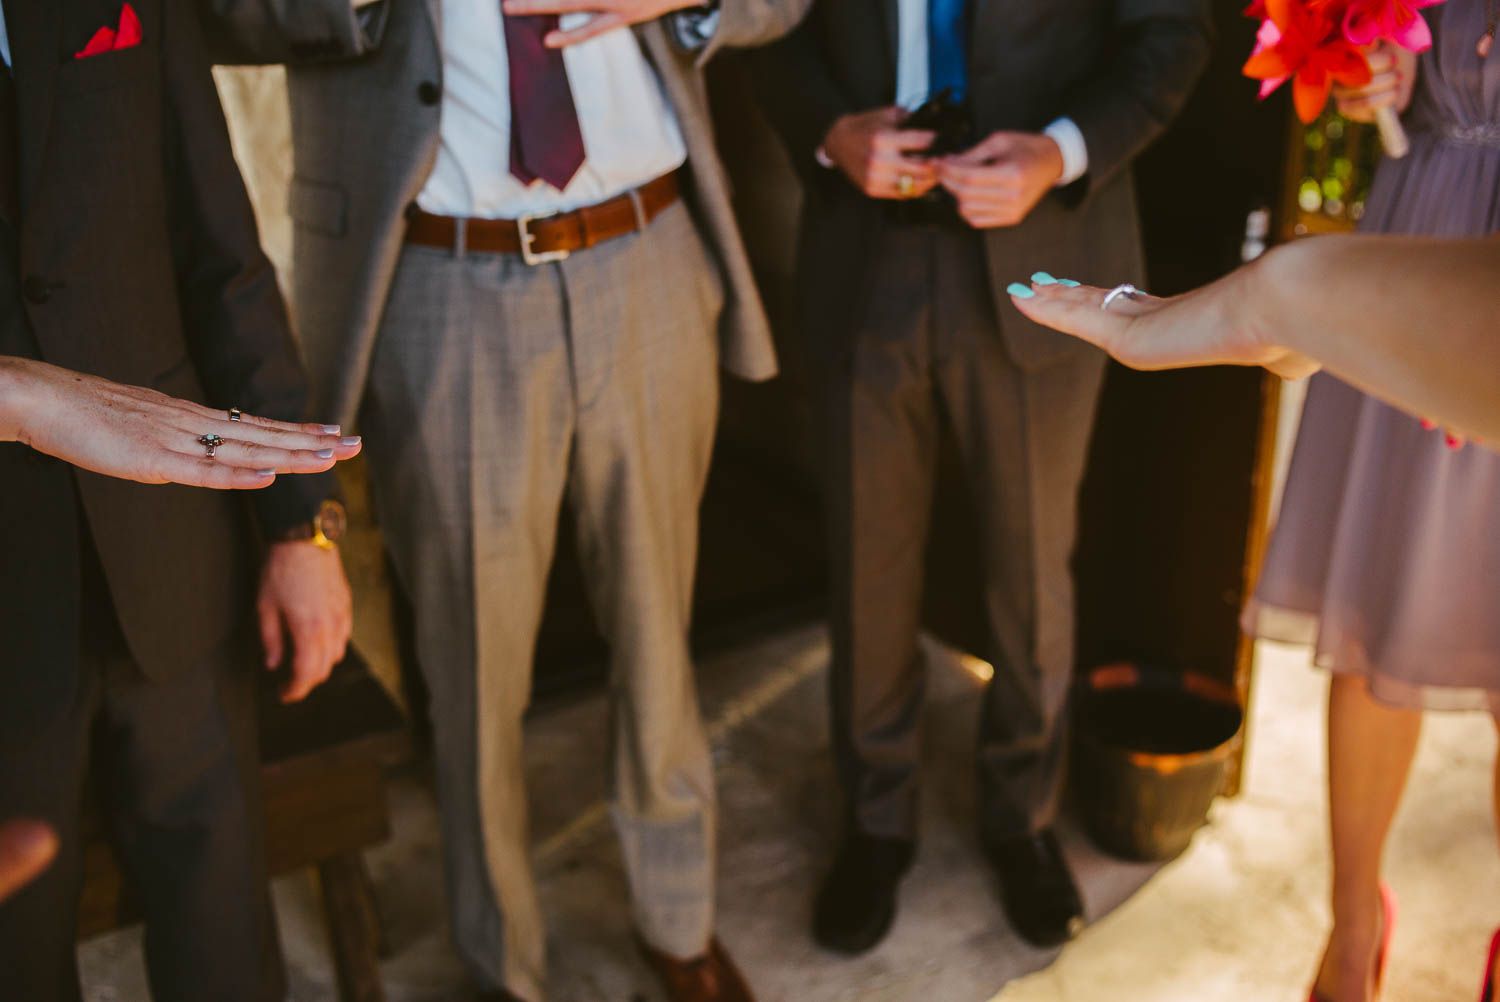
[1243,0,1447,158]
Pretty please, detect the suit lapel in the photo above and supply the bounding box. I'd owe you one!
[423,0,440,48]
[3,0,61,228]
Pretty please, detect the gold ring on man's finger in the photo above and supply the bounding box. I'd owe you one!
[897,173,915,197]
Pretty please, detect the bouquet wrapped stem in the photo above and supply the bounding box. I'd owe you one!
[1374,104,1411,158]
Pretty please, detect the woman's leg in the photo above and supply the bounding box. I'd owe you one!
[1313,674,1423,1002]
[1490,715,1500,994]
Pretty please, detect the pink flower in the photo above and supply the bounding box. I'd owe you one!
[1342,0,1445,52]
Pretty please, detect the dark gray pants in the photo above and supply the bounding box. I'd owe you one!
[0,539,283,1002]
[819,221,1105,843]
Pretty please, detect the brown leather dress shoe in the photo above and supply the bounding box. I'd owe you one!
[639,936,755,1002]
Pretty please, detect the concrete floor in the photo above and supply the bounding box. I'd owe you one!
[79,628,1499,1002]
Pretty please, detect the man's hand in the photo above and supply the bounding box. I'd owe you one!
[257,541,353,703]
[501,0,697,47]
[822,107,939,200]
[936,131,1064,229]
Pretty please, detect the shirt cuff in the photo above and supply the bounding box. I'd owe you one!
[1044,117,1089,187]
[670,7,721,51]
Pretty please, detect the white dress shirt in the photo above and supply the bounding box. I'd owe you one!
[417,4,688,220]
[890,0,1089,186]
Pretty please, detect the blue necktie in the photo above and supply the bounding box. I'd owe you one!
[928,0,969,102]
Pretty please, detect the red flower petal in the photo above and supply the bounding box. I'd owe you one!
[1293,71,1334,122]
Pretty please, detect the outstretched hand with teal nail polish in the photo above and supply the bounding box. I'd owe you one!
[1006,276,1319,380]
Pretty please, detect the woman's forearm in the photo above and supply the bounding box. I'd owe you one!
[0,355,40,444]
[1259,234,1500,441]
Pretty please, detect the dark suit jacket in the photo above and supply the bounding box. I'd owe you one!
[0,0,333,737]
[751,0,1212,368]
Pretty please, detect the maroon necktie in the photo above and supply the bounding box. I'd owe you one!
[503,13,586,191]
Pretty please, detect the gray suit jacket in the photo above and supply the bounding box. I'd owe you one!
[202,0,810,427]
[751,0,1212,370]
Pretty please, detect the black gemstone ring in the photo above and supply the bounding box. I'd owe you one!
[198,433,225,459]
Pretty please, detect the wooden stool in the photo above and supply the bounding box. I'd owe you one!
[77,652,410,1002]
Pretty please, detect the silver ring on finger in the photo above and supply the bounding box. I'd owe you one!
[228,407,242,422]
[198,433,225,459]
[1101,283,1142,312]
[897,172,915,198]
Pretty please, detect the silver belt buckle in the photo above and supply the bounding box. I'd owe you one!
[517,210,569,266]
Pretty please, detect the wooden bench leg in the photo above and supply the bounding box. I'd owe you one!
[317,853,387,1002]
[352,852,392,959]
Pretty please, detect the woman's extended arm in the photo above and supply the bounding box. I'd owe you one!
[1011,234,1500,443]
[0,356,360,488]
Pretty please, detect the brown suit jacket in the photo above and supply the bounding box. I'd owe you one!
[0,0,333,738]
[751,0,1213,369]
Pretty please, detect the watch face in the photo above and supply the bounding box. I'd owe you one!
[318,500,349,543]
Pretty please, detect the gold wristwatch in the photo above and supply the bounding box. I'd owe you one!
[277,499,348,551]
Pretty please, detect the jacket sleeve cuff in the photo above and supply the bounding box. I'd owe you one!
[253,469,341,541]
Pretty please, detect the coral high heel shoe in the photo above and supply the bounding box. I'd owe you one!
[1480,927,1499,1002]
[1309,883,1397,1002]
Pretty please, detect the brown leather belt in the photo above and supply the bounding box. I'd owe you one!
[403,171,681,263]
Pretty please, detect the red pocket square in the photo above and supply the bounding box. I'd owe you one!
[75,3,142,60]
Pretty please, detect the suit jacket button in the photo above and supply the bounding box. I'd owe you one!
[22,276,50,305]
[417,81,441,106]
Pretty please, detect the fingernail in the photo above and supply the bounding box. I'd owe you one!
[1007,282,1036,299]
[1031,271,1058,285]
[339,436,361,447]
[320,425,340,435]
[316,448,335,459]
[255,469,276,477]
[1420,419,1437,431]
[1057,279,1082,288]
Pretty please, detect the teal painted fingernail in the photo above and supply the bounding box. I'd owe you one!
[1058,279,1082,287]
[1007,282,1036,299]
[1031,272,1058,285]
[339,436,361,447]
[256,469,276,477]
[316,448,335,459]
[320,424,341,434]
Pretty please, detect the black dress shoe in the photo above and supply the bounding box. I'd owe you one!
[812,832,916,955]
[984,827,1085,948]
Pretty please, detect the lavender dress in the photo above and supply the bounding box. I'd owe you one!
[1244,0,1500,713]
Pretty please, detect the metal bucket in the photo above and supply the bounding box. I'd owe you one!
[1071,663,1245,862]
